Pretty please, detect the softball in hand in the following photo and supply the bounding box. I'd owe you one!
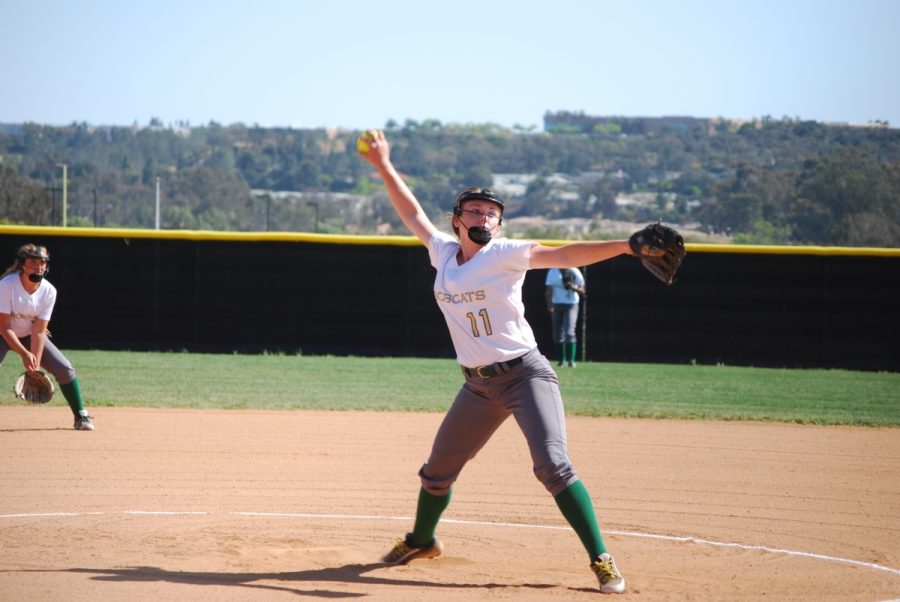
[357,131,373,153]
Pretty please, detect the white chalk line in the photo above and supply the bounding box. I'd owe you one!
[3,510,899,579]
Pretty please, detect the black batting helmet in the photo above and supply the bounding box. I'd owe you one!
[452,187,505,216]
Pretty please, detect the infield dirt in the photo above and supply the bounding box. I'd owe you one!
[1,407,898,601]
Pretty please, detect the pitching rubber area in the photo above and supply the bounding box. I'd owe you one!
[1,407,898,601]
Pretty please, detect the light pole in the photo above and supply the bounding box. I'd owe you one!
[155,177,161,229]
[56,163,67,227]
[306,201,319,233]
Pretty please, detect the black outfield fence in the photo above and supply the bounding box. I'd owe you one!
[2,226,898,371]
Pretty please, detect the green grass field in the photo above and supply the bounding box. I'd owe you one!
[1,350,898,426]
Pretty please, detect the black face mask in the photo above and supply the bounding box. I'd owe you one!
[28,273,44,283]
[467,226,493,245]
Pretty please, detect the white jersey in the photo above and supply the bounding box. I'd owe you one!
[0,273,57,337]
[427,232,538,368]
[546,267,584,304]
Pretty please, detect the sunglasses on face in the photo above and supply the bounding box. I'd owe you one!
[457,208,502,220]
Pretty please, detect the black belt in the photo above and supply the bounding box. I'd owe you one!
[461,355,525,378]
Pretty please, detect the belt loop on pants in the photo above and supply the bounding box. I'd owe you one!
[461,354,525,378]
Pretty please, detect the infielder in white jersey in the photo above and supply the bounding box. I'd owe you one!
[0,244,95,430]
[358,129,630,594]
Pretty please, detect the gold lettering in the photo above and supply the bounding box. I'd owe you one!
[434,289,488,304]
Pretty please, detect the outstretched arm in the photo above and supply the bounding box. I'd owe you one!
[357,130,440,245]
[530,240,632,270]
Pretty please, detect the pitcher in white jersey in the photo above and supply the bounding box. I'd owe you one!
[358,129,630,594]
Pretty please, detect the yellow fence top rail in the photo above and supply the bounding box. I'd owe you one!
[0,225,420,247]
[1,225,898,256]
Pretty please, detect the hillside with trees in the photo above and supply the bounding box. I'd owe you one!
[1,114,899,247]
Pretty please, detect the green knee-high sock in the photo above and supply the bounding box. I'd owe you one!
[557,344,565,365]
[59,378,86,417]
[410,487,452,546]
[567,342,578,363]
[554,480,606,560]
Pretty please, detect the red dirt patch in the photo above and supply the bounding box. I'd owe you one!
[1,407,898,601]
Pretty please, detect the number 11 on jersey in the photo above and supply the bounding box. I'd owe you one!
[466,309,493,337]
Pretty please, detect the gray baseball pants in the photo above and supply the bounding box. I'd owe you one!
[0,335,77,385]
[418,348,579,497]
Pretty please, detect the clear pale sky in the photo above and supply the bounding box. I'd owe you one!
[3,0,898,130]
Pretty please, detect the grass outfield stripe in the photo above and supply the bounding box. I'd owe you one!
[1,350,897,426]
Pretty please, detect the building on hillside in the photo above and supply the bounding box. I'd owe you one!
[543,111,715,135]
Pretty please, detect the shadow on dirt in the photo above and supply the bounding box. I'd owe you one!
[57,564,559,597]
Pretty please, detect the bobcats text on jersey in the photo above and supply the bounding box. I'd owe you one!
[434,289,487,305]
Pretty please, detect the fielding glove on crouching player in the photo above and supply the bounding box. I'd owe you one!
[14,370,55,404]
[629,222,686,285]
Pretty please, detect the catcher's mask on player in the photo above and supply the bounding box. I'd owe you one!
[452,187,505,245]
[15,244,50,282]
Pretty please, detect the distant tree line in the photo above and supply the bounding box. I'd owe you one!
[1,116,899,246]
